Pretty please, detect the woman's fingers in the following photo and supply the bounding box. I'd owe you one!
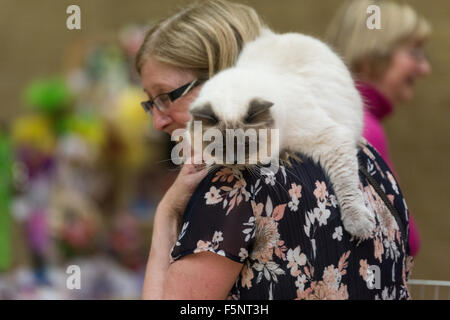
[182,154,206,173]
[184,162,208,183]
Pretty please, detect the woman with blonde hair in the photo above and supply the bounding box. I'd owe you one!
[327,0,432,257]
[139,0,413,299]
[137,0,264,299]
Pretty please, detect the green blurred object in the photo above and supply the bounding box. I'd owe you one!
[0,131,12,271]
[24,77,72,114]
[63,111,106,148]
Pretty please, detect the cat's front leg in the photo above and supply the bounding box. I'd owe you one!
[311,127,376,240]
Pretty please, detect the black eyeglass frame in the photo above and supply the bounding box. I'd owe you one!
[141,79,203,115]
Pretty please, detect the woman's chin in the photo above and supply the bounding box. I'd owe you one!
[397,87,414,104]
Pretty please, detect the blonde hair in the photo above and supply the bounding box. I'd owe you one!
[136,0,264,79]
[326,0,431,79]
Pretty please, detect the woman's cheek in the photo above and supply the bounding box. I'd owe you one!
[390,60,414,102]
[397,76,415,102]
[172,110,192,127]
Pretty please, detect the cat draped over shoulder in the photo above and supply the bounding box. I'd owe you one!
[189,28,375,239]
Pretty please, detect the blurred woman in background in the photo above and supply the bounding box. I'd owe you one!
[326,0,432,257]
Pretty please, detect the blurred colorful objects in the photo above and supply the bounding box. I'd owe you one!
[111,86,150,167]
[11,114,56,154]
[0,131,13,271]
[0,24,171,299]
[109,213,146,271]
[23,77,72,115]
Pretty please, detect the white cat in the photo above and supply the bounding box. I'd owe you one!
[189,29,375,239]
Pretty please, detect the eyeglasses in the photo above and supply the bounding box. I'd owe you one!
[141,79,203,115]
[404,46,427,62]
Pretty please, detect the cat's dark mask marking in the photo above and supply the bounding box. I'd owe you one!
[190,103,218,124]
[243,98,275,128]
[188,98,277,168]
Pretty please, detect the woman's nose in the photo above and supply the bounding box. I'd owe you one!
[152,108,172,131]
[418,58,431,76]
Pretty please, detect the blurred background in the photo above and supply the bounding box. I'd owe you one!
[0,0,448,299]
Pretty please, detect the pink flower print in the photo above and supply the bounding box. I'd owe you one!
[240,262,254,289]
[313,181,328,201]
[289,183,302,199]
[194,240,212,253]
[359,259,369,280]
[386,171,399,194]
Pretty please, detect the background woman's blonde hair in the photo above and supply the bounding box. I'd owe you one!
[326,0,431,79]
[136,0,264,79]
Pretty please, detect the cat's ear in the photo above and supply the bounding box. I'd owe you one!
[247,98,274,120]
[190,103,218,123]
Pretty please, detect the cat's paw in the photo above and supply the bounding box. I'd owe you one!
[342,205,375,240]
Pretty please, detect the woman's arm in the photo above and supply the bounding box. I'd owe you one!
[141,189,180,299]
[163,251,243,299]
[142,161,207,299]
[143,189,243,300]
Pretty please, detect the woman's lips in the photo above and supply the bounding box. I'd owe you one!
[405,77,416,89]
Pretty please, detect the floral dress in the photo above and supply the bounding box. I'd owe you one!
[170,139,413,300]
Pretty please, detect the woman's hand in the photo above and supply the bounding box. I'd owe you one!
[160,159,208,219]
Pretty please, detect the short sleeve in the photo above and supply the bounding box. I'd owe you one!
[170,167,255,264]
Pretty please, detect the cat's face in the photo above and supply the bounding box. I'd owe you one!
[188,69,277,167]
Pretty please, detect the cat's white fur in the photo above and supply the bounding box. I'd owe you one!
[191,29,375,239]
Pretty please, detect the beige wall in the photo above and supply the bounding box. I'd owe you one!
[1,0,449,280]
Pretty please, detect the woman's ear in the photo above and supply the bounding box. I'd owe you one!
[355,61,375,81]
[356,58,391,84]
